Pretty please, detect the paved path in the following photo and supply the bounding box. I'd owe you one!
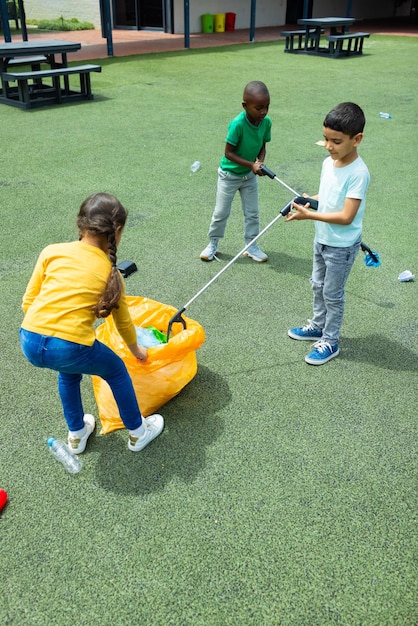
[13,18,418,61]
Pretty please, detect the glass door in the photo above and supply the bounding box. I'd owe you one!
[113,0,171,31]
[138,0,163,29]
[113,0,138,28]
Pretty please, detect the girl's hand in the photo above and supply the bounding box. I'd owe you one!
[128,343,148,362]
[137,346,148,362]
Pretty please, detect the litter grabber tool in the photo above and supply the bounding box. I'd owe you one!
[359,242,381,267]
[260,164,381,268]
[166,199,294,341]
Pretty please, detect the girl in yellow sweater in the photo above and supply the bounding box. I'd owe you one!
[20,193,164,453]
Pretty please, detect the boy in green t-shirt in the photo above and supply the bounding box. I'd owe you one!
[200,81,272,263]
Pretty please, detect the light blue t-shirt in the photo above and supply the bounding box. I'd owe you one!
[315,155,370,247]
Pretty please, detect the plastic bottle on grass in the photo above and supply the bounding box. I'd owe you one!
[379,112,392,119]
[190,161,201,173]
[47,437,82,474]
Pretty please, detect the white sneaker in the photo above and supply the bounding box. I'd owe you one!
[68,414,96,454]
[128,414,164,452]
[200,239,219,261]
[243,243,268,262]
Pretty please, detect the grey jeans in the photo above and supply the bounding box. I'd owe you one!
[310,238,361,344]
[208,168,259,243]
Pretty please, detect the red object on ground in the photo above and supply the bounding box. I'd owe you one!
[0,489,8,511]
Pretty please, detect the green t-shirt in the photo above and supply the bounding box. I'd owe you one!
[219,110,272,175]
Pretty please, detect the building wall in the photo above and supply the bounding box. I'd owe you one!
[173,0,287,33]
[22,0,408,34]
[313,0,412,20]
[23,0,101,27]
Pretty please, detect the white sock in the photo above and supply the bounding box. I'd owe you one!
[129,423,145,439]
[69,425,86,438]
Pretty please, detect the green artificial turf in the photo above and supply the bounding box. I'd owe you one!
[0,35,417,625]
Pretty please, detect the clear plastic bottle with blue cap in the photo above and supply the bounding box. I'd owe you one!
[47,437,82,474]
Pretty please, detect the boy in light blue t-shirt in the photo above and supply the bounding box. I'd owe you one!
[286,102,370,365]
[200,81,272,263]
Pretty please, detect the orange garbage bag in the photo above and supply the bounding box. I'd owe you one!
[92,295,205,434]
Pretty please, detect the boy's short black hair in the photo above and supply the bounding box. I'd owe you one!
[243,81,269,100]
[323,102,366,137]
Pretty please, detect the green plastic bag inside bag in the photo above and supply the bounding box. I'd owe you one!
[147,326,167,343]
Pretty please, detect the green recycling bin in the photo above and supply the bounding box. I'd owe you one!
[201,14,214,33]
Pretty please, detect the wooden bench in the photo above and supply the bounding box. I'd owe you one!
[7,55,48,69]
[326,32,370,57]
[0,64,102,109]
[280,28,323,52]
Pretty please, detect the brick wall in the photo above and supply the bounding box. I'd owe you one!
[23,0,102,28]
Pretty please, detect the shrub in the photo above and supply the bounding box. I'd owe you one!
[34,16,94,31]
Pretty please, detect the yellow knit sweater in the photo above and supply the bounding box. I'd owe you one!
[21,240,137,347]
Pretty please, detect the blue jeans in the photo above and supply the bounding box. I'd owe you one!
[310,239,361,344]
[19,329,142,432]
[208,168,259,243]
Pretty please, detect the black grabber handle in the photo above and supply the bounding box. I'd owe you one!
[360,242,380,265]
[166,308,187,342]
[259,164,276,179]
[293,196,319,210]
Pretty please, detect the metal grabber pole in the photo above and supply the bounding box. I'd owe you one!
[166,198,294,340]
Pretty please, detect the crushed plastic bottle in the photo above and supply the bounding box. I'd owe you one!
[379,112,392,119]
[47,437,82,474]
[398,270,415,282]
[135,326,166,348]
[190,161,201,173]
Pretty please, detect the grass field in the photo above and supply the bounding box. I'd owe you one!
[0,34,417,625]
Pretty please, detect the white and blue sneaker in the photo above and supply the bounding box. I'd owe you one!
[243,243,268,262]
[200,239,219,261]
[305,340,339,365]
[288,321,322,341]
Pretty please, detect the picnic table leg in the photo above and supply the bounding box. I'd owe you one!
[303,27,310,50]
[17,78,30,107]
[50,52,71,94]
[61,53,70,93]
[313,26,321,52]
[53,75,62,104]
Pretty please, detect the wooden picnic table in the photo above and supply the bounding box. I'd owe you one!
[282,17,369,58]
[0,39,101,109]
[0,39,81,72]
[298,17,355,53]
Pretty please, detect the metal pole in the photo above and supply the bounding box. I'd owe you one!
[17,0,27,40]
[250,0,256,42]
[0,0,12,42]
[166,199,293,339]
[100,0,113,56]
[184,0,190,49]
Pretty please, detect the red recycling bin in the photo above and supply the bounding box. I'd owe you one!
[225,12,236,32]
